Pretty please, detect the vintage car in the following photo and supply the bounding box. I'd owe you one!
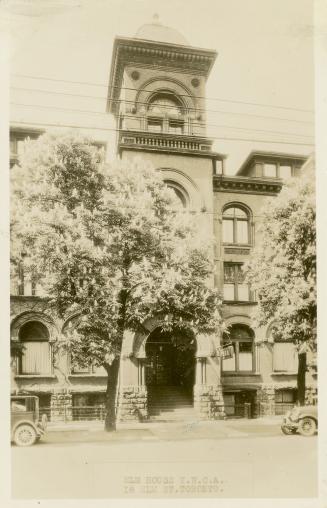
[11,395,48,446]
[281,404,318,436]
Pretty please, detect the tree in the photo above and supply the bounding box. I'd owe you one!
[11,132,223,430]
[245,161,316,404]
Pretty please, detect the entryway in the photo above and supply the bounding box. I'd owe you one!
[145,327,196,421]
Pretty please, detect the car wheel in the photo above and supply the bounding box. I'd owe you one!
[14,424,37,446]
[281,425,295,435]
[298,417,317,437]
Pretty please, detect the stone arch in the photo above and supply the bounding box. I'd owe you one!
[135,77,196,114]
[224,315,253,328]
[132,316,203,359]
[11,311,57,342]
[159,167,204,211]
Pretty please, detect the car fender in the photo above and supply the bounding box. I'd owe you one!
[299,415,318,427]
[11,420,39,439]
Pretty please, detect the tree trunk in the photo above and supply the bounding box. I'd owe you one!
[104,357,120,432]
[297,352,307,406]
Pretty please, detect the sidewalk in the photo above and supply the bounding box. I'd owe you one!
[47,415,283,433]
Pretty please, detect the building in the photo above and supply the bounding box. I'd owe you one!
[10,19,317,422]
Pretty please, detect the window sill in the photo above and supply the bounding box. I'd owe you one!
[222,372,260,376]
[223,300,257,305]
[272,371,298,376]
[15,374,56,378]
[223,243,252,248]
[68,374,107,378]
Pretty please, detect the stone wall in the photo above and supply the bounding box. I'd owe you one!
[193,385,225,420]
[117,386,148,422]
[256,385,275,416]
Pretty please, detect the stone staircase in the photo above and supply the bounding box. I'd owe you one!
[147,385,197,422]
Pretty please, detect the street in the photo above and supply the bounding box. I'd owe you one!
[12,420,318,499]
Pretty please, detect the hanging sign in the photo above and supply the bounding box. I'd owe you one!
[221,343,234,359]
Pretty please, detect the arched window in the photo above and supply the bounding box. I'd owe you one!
[222,205,251,245]
[19,321,51,375]
[147,92,185,134]
[222,324,254,373]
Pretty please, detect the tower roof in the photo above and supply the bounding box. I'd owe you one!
[135,19,189,46]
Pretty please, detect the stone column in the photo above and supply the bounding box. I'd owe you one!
[256,385,275,416]
[116,354,148,423]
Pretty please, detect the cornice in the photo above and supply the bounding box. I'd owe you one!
[107,37,217,114]
[213,175,283,195]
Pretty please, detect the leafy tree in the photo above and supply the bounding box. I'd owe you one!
[11,132,223,430]
[245,161,316,404]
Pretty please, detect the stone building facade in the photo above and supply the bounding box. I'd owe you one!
[10,20,317,422]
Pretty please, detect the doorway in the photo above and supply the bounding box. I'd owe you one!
[145,327,196,416]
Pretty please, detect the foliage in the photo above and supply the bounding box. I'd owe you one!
[245,161,316,351]
[11,132,223,371]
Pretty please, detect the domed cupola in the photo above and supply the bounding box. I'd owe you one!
[135,14,189,47]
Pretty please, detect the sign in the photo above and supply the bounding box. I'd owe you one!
[221,344,234,360]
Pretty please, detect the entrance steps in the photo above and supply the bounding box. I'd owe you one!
[148,385,197,422]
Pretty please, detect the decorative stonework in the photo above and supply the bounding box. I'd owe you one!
[51,391,72,422]
[213,175,282,196]
[193,384,225,420]
[117,385,148,422]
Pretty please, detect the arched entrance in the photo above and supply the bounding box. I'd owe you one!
[145,327,196,419]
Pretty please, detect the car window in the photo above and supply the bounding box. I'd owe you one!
[11,401,27,412]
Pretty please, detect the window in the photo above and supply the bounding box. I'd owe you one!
[279,165,292,179]
[19,321,51,375]
[273,342,298,372]
[147,118,163,133]
[222,325,255,373]
[263,163,277,178]
[263,162,294,179]
[224,263,250,301]
[146,92,185,134]
[10,131,40,166]
[168,120,183,134]
[275,389,296,404]
[222,206,250,244]
[71,362,106,375]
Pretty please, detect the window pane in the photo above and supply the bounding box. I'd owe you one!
[223,283,235,300]
[223,208,235,218]
[234,208,247,218]
[223,207,247,218]
[223,219,234,243]
[17,139,26,156]
[239,342,253,371]
[263,163,277,178]
[222,345,236,371]
[236,220,249,243]
[21,342,50,374]
[239,351,253,370]
[224,264,235,283]
[148,120,163,132]
[280,165,292,179]
[238,283,250,301]
[169,121,183,134]
[273,342,298,372]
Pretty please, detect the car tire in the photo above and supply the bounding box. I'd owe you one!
[298,417,317,437]
[281,425,295,435]
[14,424,37,446]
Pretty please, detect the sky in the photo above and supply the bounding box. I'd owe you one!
[6,0,315,173]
